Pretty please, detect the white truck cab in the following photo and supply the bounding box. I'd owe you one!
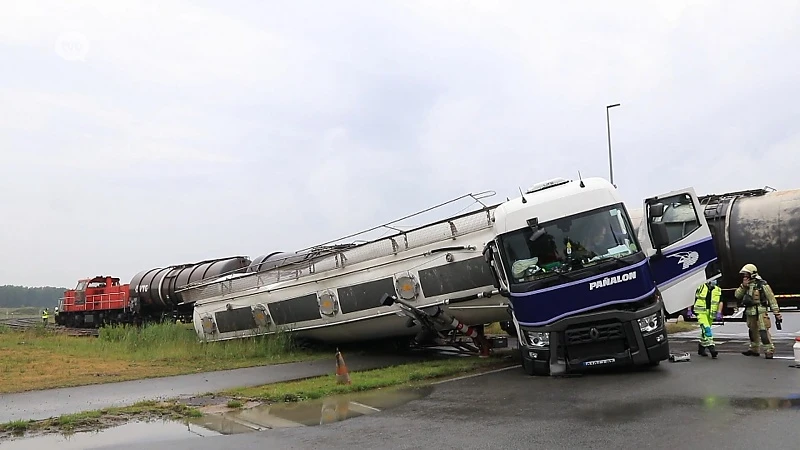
[483,177,718,375]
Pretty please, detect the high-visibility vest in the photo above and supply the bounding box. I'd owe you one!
[42,310,49,319]
[693,283,721,313]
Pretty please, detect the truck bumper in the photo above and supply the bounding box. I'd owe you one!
[519,300,669,373]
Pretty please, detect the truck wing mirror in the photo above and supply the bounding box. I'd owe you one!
[650,222,669,249]
[648,202,665,219]
[482,242,495,264]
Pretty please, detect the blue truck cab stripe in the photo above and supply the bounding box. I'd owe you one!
[509,259,655,327]
[509,236,717,327]
[650,235,717,289]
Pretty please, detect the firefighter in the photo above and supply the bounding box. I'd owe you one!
[693,279,722,358]
[41,308,49,326]
[735,263,782,359]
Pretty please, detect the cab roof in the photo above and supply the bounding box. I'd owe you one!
[492,177,621,235]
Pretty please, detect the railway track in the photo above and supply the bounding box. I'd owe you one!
[0,317,99,337]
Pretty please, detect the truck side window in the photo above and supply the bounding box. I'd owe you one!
[649,193,700,246]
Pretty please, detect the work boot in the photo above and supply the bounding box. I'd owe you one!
[709,345,718,359]
[765,352,774,359]
[698,343,708,357]
[741,349,759,357]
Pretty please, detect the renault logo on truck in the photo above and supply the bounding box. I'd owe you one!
[588,270,637,291]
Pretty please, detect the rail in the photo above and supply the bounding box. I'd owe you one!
[176,191,500,303]
[0,317,98,337]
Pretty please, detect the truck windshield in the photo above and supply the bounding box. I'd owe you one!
[498,204,640,285]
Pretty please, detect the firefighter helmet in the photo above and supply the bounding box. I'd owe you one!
[739,263,758,275]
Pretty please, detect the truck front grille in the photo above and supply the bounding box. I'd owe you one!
[564,322,624,345]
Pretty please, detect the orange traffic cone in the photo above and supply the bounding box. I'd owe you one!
[335,348,351,385]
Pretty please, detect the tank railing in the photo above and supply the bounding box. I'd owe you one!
[296,190,497,252]
[180,212,495,306]
[176,213,497,306]
[183,205,496,295]
[176,191,499,295]
[699,186,778,204]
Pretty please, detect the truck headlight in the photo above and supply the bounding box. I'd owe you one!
[524,331,549,348]
[638,312,662,334]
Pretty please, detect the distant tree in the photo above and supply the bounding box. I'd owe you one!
[0,285,66,308]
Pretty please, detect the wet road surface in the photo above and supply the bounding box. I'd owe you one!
[88,346,800,450]
[0,352,430,423]
[670,309,800,356]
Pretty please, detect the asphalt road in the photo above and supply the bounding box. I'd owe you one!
[89,344,800,450]
[670,309,800,352]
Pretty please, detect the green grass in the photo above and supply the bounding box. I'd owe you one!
[666,321,698,334]
[224,356,514,403]
[0,322,323,393]
[0,400,204,436]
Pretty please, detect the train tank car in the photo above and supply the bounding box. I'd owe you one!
[699,187,800,309]
[128,256,251,322]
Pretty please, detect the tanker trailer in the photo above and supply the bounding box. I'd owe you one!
[698,187,800,313]
[129,256,251,323]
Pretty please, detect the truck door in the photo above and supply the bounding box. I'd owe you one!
[637,188,719,314]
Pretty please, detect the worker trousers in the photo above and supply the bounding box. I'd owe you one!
[697,312,714,347]
[745,312,773,354]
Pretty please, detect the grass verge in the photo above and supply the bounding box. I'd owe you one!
[0,322,324,394]
[0,400,203,438]
[666,321,698,334]
[224,355,514,403]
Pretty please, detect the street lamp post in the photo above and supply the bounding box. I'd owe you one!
[606,103,620,186]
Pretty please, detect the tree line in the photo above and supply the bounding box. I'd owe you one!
[0,285,66,308]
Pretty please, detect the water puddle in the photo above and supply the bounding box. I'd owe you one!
[0,385,434,447]
[0,420,220,449]
[706,394,800,410]
[190,385,434,434]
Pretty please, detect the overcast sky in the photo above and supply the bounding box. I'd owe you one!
[2,0,799,288]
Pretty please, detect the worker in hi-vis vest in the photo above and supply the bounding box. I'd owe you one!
[693,279,721,358]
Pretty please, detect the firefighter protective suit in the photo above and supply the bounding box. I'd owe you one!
[734,264,782,359]
[693,280,721,358]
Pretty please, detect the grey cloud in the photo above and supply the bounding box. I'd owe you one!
[2,0,800,287]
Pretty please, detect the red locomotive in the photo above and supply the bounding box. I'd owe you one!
[56,276,132,328]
